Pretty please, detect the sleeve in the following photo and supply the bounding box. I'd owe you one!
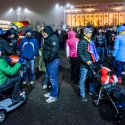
[112,36,119,57]
[34,39,39,56]
[48,37,60,62]
[0,60,21,76]
[77,41,87,64]
[66,42,70,58]
[3,39,13,55]
[18,38,24,53]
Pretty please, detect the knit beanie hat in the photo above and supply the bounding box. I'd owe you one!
[84,28,92,34]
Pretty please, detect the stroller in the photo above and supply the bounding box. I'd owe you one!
[90,65,125,118]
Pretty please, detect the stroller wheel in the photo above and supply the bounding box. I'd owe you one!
[0,110,6,123]
[94,100,99,106]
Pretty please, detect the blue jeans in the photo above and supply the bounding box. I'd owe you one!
[107,46,112,56]
[46,59,60,97]
[43,71,49,85]
[0,75,21,100]
[23,59,35,81]
[116,61,125,77]
[79,67,95,97]
[97,47,105,63]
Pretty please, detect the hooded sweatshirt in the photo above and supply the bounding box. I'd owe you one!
[66,31,79,57]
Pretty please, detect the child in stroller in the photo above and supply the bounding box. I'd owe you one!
[91,65,125,115]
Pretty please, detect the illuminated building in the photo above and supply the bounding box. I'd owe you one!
[65,2,125,27]
[0,20,11,30]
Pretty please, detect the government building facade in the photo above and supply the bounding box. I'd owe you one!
[65,2,125,27]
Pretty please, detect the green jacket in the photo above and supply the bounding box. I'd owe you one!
[0,58,21,85]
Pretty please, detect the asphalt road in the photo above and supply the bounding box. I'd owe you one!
[2,51,125,125]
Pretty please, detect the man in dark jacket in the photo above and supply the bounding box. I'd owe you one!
[94,27,107,64]
[77,28,99,102]
[0,30,13,56]
[19,28,39,85]
[42,26,60,103]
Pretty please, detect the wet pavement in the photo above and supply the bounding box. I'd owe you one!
[2,51,125,125]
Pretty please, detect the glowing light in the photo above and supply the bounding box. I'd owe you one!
[56,4,59,9]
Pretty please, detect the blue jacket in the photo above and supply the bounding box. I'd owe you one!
[113,33,125,62]
[19,36,39,60]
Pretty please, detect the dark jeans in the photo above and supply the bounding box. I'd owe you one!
[97,47,105,64]
[116,61,125,77]
[70,57,79,84]
[0,75,21,100]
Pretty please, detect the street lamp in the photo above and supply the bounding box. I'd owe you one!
[17,7,22,21]
[55,3,74,25]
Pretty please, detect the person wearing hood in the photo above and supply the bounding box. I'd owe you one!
[42,26,60,103]
[112,25,125,83]
[0,29,13,56]
[19,28,39,86]
[66,30,79,85]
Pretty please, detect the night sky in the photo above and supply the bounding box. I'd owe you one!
[0,0,122,14]
[0,0,123,26]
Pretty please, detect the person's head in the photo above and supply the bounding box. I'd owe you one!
[117,25,125,34]
[68,30,76,38]
[26,28,34,37]
[84,28,92,39]
[98,27,102,33]
[42,26,54,38]
[9,28,16,38]
[112,26,117,32]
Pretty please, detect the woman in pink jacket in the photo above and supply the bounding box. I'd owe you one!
[66,30,80,84]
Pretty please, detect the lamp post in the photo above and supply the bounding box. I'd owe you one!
[55,3,74,26]
[6,7,30,21]
[17,7,22,21]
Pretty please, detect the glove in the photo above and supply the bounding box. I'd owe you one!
[5,57,12,63]
[18,57,26,65]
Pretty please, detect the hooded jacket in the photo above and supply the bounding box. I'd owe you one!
[113,25,125,62]
[19,28,39,60]
[0,58,21,85]
[42,26,60,63]
[66,31,79,57]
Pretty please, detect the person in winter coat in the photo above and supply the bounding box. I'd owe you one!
[42,26,60,103]
[113,25,125,83]
[94,27,107,64]
[0,30,13,56]
[77,28,99,102]
[0,48,25,103]
[66,30,79,84]
[19,28,39,85]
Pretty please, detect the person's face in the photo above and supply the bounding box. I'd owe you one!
[10,34,15,38]
[98,29,102,33]
[86,31,92,38]
[26,32,32,37]
[42,31,48,38]
[113,27,117,32]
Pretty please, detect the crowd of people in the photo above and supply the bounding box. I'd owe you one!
[0,23,125,104]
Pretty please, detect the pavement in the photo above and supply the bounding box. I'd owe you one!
[2,51,125,125]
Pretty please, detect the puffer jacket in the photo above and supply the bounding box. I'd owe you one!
[0,58,21,85]
[77,38,92,68]
[66,31,79,57]
[42,34,60,63]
